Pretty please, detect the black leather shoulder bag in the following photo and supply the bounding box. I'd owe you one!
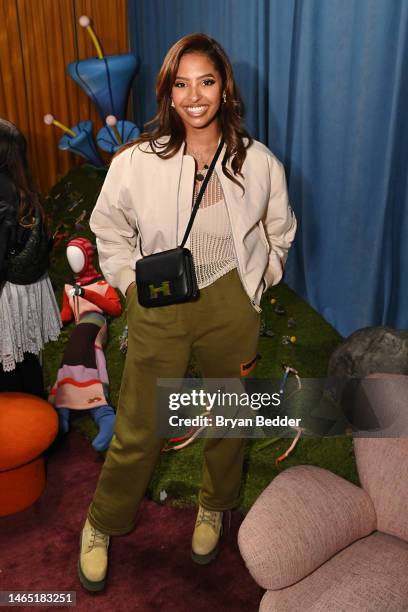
[135,139,224,308]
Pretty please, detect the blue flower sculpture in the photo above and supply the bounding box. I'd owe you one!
[58,120,104,167]
[67,54,138,121]
[96,120,140,154]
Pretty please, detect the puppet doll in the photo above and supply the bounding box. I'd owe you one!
[49,237,121,451]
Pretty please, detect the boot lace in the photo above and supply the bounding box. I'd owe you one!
[195,507,222,531]
[87,526,109,552]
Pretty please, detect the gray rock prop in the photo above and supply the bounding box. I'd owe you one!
[326,327,408,435]
[328,326,408,377]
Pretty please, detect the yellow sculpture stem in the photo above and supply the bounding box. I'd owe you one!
[53,120,76,138]
[86,25,104,59]
[112,125,123,144]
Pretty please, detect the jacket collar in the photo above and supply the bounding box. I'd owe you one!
[148,134,229,166]
[140,135,236,200]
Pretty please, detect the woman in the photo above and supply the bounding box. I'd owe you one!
[79,33,296,591]
[0,119,61,397]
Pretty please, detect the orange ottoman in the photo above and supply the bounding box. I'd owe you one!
[0,392,58,517]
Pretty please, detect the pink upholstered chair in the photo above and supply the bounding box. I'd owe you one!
[238,375,408,611]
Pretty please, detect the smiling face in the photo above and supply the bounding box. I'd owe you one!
[171,52,223,137]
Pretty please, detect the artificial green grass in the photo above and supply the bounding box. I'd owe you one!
[43,164,357,514]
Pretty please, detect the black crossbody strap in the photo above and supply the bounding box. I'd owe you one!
[180,138,225,248]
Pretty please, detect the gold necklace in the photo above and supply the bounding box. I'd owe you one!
[187,145,218,182]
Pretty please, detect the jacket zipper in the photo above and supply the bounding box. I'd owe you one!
[222,189,262,314]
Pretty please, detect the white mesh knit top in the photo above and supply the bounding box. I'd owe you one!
[189,168,237,289]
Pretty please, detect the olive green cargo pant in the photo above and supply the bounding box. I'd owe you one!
[88,269,260,535]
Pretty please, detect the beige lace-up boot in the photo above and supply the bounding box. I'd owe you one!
[78,518,110,591]
[191,505,223,564]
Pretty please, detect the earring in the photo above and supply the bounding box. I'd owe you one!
[171,99,175,108]
[222,92,227,104]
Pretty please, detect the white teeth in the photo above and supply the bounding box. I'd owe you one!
[186,106,207,112]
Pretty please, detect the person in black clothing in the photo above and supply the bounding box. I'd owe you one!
[0,118,60,397]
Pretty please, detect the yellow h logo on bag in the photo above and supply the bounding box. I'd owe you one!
[149,281,171,299]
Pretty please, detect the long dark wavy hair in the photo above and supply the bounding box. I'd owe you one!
[121,33,253,188]
[0,118,43,224]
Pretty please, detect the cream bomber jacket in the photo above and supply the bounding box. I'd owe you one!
[90,138,297,311]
